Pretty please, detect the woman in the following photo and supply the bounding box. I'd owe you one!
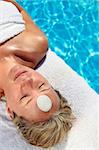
[0,1,75,148]
[0,51,75,148]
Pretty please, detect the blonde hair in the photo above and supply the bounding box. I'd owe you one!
[13,90,75,148]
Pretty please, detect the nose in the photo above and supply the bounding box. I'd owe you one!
[21,78,33,90]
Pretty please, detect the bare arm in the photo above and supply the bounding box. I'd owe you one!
[4,0,48,47]
[3,0,48,68]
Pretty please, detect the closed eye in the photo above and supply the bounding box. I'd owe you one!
[20,95,28,101]
[20,95,32,106]
[39,83,51,92]
[39,83,45,89]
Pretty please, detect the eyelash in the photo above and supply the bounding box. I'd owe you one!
[20,95,28,100]
[39,83,45,89]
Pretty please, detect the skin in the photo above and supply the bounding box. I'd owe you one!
[0,1,60,122]
[0,0,48,68]
[0,58,60,122]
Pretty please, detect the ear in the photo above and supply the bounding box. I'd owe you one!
[6,106,14,120]
[0,88,4,99]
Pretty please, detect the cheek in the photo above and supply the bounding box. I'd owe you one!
[4,84,20,105]
[7,96,22,117]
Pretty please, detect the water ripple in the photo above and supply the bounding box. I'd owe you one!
[16,0,99,93]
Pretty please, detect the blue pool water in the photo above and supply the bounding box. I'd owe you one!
[16,0,99,93]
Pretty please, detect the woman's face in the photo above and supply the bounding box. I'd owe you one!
[4,64,60,122]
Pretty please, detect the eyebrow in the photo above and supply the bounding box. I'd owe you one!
[25,98,32,106]
[40,87,51,92]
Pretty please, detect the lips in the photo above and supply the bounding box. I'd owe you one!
[14,70,27,81]
[9,65,28,81]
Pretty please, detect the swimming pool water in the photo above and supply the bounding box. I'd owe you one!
[16,0,99,94]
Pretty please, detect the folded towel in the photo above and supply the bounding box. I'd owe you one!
[0,50,98,150]
[0,1,25,44]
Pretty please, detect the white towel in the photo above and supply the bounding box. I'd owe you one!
[0,1,25,44]
[0,50,98,150]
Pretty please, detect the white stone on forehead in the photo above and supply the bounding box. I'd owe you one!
[37,95,52,112]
